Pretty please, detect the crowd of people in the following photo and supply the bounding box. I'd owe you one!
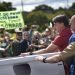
[0,14,75,75]
[0,23,53,57]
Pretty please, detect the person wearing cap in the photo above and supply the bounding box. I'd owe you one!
[12,28,31,56]
[44,28,52,46]
[11,28,22,56]
[15,28,22,41]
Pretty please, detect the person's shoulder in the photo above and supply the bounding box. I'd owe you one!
[21,40,28,45]
[12,39,19,43]
[70,42,75,46]
[70,33,75,38]
[60,28,72,37]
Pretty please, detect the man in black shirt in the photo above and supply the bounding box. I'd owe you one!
[12,30,30,56]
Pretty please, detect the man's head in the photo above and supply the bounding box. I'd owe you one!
[70,15,75,32]
[15,28,22,40]
[22,31,29,40]
[45,28,51,36]
[52,15,69,33]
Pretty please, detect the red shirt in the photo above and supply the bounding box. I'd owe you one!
[52,28,72,51]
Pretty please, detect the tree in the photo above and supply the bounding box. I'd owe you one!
[32,4,54,13]
[26,11,49,31]
[0,2,16,11]
[27,11,48,24]
[57,7,66,11]
[70,2,75,10]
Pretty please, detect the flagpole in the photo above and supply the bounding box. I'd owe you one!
[21,0,24,11]
[67,0,69,9]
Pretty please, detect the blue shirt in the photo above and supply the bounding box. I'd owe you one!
[69,33,75,75]
[69,33,75,43]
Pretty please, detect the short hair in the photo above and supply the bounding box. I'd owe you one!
[52,15,69,27]
[70,15,75,24]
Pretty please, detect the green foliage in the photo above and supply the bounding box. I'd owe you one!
[26,11,49,25]
[21,3,75,31]
[70,2,75,9]
[33,4,54,13]
[0,2,16,11]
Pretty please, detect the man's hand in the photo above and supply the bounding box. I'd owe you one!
[20,52,29,57]
[35,55,45,62]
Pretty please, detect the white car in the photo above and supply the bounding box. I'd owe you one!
[0,53,65,75]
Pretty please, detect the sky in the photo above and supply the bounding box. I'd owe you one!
[1,0,75,12]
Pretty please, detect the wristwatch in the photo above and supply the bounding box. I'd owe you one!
[29,52,34,55]
[42,57,47,63]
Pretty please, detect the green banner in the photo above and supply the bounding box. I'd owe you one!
[0,11,24,30]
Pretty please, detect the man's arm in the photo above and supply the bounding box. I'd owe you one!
[35,42,75,63]
[20,43,59,56]
[35,54,62,63]
[59,42,75,60]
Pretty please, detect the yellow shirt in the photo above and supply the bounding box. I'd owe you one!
[59,42,75,61]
